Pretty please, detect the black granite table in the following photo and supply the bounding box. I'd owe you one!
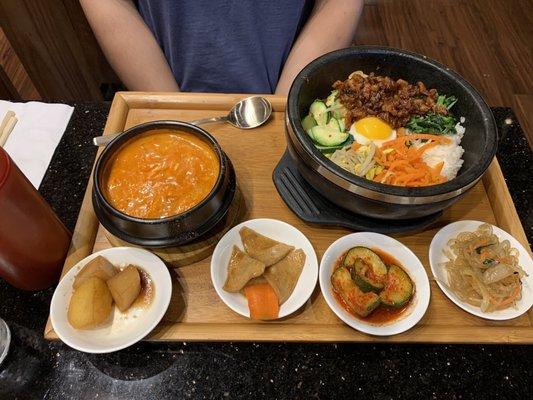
[0,103,532,400]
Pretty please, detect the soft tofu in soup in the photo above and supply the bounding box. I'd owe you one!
[104,130,219,219]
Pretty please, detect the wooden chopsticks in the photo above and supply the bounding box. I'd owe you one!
[0,110,17,147]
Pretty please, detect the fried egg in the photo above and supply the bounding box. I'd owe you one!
[350,117,396,147]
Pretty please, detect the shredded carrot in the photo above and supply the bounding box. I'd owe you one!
[244,282,279,320]
[382,133,451,147]
[372,133,450,187]
[374,171,387,182]
[416,141,439,155]
[395,171,426,184]
[388,159,409,171]
[492,285,521,309]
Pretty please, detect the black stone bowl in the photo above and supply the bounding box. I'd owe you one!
[286,46,498,220]
[92,121,236,247]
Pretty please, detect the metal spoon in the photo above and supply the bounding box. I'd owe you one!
[92,96,272,146]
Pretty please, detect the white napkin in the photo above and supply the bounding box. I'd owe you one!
[0,101,74,188]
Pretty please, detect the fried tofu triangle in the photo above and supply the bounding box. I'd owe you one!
[263,249,306,304]
[223,246,265,292]
[239,226,294,266]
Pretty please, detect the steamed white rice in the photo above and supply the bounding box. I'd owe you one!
[414,118,466,180]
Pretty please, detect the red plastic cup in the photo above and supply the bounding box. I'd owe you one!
[0,147,71,290]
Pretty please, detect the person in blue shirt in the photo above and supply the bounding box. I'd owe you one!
[80,0,363,94]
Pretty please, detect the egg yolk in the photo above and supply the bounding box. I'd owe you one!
[354,117,393,140]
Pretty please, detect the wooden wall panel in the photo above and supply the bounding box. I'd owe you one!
[0,62,20,100]
[355,0,533,145]
[355,0,533,107]
[60,0,117,93]
[0,0,117,101]
[0,27,40,100]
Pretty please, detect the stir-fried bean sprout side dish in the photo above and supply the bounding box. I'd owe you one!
[301,71,465,187]
[443,224,528,312]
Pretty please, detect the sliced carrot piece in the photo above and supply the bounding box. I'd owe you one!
[244,282,279,320]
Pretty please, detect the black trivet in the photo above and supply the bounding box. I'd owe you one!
[272,150,442,234]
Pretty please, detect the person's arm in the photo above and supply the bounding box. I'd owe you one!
[80,0,179,91]
[275,0,363,95]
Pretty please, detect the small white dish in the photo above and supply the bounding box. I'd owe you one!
[50,247,172,353]
[319,232,430,336]
[211,218,318,319]
[429,220,533,320]
[0,318,10,366]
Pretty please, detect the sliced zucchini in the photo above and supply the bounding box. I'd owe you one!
[310,125,349,147]
[326,117,340,131]
[325,90,338,107]
[380,264,413,308]
[327,116,346,133]
[343,247,388,293]
[332,99,347,119]
[333,108,347,120]
[338,118,346,132]
[331,266,381,317]
[308,128,318,142]
[350,261,383,293]
[301,114,317,132]
[315,135,353,154]
[309,100,329,126]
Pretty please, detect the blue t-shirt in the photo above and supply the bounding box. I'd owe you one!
[136,0,312,93]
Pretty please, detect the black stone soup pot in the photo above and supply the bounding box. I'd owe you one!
[285,46,498,220]
[92,120,236,247]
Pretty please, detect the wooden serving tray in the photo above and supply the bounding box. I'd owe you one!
[44,93,532,344]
